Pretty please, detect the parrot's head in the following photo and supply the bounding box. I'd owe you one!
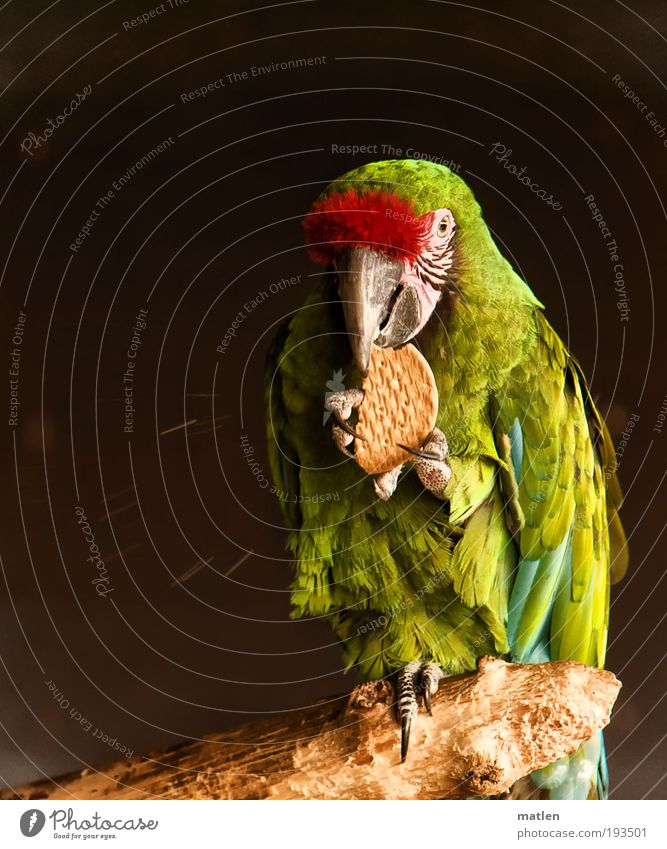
[304,159,541,374]
[304,158,536,375]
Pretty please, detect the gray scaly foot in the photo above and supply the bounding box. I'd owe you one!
[396,661,445,762]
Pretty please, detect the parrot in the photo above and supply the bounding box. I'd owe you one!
[264,159,628,799]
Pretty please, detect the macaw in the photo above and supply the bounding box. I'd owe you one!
[265,159,627,798]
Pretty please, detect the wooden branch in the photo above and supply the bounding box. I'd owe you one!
[1,657,620,801]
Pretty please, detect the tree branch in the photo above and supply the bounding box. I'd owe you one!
[1,657,620,801]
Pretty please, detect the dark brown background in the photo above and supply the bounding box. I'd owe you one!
[0,0,665,799]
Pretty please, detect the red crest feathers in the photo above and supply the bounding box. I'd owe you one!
[303,189,425,264]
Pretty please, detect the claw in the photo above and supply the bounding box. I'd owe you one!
[400,713,412,763]
[397,443,442,462]
[333,409,366,441]
[325,388,366,441]
[332,425,356,459]
[421,663,444,717]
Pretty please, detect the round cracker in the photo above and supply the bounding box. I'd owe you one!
[355,344,438,475]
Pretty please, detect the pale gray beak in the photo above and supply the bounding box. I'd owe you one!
[337,249,417,375]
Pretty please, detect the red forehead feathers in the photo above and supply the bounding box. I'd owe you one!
[303,189,425,264]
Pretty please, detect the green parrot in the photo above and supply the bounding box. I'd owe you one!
[265,159,627,799]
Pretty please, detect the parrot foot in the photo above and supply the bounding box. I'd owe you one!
[376,429,450,502]
[325,387,365,443]
[396,661,444,762]
[405,428,452,499]
[373,465,404,500]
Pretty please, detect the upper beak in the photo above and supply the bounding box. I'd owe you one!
[336,249,405,375]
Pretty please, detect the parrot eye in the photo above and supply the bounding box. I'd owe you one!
[438,218,449,236]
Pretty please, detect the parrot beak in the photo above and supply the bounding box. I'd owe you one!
[336,249,406,376]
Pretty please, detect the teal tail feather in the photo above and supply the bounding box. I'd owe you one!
[531,734,608,799]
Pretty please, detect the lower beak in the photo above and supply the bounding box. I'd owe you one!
[337,249,405,375]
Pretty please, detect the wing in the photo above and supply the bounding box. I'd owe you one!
[503,312,626,667]
[498,310,627,798]
[264,319,302,530]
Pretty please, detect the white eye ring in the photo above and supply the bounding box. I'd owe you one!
[436,210,455,238]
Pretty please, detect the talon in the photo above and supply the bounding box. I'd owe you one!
[332,425,356,459]
[325,388,366,441]
[400,428,449,462]
[421,663,444,716]
[401,713,412,763]
[397,443,442,462]
[333,409,366,441]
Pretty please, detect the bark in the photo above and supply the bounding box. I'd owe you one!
[1,657,621,801]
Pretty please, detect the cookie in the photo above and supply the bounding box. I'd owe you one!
[355,344,439,475]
